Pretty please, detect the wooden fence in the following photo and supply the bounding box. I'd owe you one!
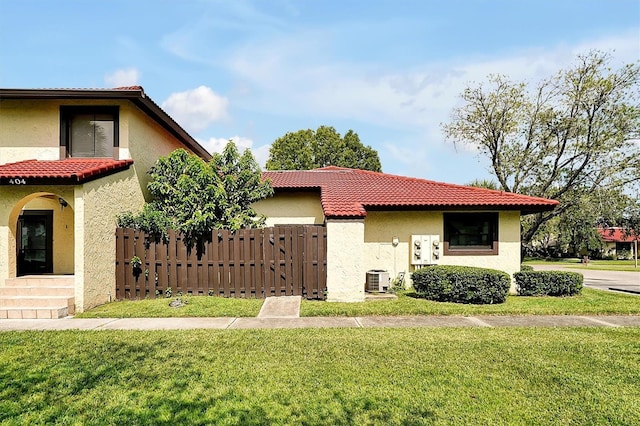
[115,226,327,300]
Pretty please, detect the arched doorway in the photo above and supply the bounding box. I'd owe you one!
[9,192,74,277]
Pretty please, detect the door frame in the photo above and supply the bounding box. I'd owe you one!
[17,210,53,276]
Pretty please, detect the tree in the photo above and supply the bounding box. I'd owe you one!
[118,141,273,252]
[266,125,382,171]
[467,179,499,190]
[442,51,640,245]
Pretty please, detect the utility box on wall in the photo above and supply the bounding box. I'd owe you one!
[411,235,441,265]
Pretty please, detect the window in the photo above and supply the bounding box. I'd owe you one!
[61,106,118,158]
[443,213,498,255]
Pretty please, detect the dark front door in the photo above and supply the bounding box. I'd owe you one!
[17,210,53,276]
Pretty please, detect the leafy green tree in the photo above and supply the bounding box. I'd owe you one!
[118,141,273,251]
[266,125,382,171]
[443,51,640,244]
[466,179,499,190]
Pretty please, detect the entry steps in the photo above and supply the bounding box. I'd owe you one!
[0,276,75,319]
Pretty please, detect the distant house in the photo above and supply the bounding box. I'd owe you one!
[254,167,558,301]
[598,227,638,260]
[0,87,210,317]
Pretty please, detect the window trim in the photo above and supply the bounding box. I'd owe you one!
[60,106,119,158]
[443,212,499,256]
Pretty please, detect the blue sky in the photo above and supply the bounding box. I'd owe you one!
[1,0,638,183]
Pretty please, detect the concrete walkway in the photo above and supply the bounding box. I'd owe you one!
[1,314,640,331]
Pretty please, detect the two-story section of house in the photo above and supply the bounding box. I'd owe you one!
[0,87,210,317]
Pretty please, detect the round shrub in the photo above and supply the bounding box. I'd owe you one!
[514,271,583,296]
[520,264,534,272]
[411,265,510,304]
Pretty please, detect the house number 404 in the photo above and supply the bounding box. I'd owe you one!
[8,178,27,185]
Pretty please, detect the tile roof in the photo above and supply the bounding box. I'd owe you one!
[0,158,134,185]
[262,167,559,218]
[598,227,639,242]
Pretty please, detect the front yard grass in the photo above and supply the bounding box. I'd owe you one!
[1,327,638,425]
[301,287,640,317]
[76,287,640,318]
[75,295,263,318]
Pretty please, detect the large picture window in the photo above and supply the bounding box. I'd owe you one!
[444,212,498,255]
[61,106,118,158]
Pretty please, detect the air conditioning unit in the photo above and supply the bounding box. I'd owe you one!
[366,270,389,293]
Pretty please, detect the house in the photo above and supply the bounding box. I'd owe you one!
[254,167,558,302]
[0,87,210,317]
[598,227,638,260]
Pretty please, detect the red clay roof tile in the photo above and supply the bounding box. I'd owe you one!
[0,158,134,184]
[262,167,559,218]
[598,227,639,242]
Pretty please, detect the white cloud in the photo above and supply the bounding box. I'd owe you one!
[200,135,271,168]
[104,67,140,87]
[225,29,640,134]
[161,86,229,133]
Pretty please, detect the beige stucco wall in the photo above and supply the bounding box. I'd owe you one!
[364,210,522,292]
[76,168,145,311]
[126,104,190,200]
[21,196,74,274]
[0,100,60,163]
[0,187,75,283]
[253,192,324,226]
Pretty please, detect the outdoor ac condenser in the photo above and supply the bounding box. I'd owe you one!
[366,270,389,293]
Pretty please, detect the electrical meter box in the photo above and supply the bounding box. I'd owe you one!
[410,235,441,265]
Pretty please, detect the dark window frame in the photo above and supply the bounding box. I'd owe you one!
[443,212,499,256]
[60,106,119,158]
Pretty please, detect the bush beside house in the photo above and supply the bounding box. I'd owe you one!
[412,265,510,304]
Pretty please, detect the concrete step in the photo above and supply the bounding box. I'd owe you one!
[0,306,69,319]
[0,286,75,297]
[5,276,74,287]
[0,295,74,311]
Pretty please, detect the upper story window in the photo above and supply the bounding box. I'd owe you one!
[60,106,118,158]
[443,212,499,255]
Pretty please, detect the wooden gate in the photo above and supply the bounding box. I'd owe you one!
[115,226,326,300]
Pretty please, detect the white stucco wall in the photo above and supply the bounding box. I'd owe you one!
[253,192,324,226]
[326,219,365,302]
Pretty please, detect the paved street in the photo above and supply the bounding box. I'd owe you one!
[532,264,640,295]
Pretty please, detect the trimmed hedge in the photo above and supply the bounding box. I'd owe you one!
[412,265,510,304]
[515,271,583,297]
[520,264,534,272]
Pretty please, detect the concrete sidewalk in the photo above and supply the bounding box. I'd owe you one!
[2,314,640,331]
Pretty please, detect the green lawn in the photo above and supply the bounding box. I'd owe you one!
[1,328,638,425]
[75,295,264,318]
[301,288,640,316]
[524,258,639,272]
[76,287,640,318]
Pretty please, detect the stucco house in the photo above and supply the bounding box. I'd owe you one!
[598,227,638,260]
[254,167,558,302]
[0,87,210,318]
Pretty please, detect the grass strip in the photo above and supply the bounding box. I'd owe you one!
[75,295,263,318]
[76,288,640,318]
[301,288,640,317]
